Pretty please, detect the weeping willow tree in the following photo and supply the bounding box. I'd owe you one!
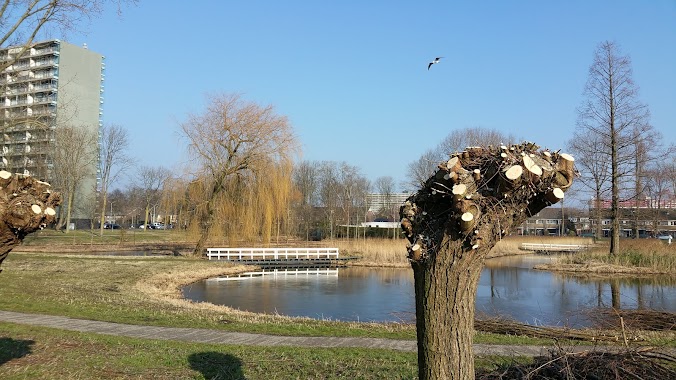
[181,93,299,255]
[183,160,294,247]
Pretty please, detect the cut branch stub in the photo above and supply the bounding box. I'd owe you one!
[452,183,468,201]
[459,212,475,232]
[401,218,413,237]
[498,165,523,192]
[523,155,543,180]
[408,240,423,261]
[552,153,575,189]
[504,165,523,181]
[446,156,462,172]
[545,187,565,204]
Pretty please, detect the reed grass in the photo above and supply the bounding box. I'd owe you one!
[559,239,676,274]
[331,238,409,266]
[332,236,596,266]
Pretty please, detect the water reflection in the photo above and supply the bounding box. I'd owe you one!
[182,255,676,326]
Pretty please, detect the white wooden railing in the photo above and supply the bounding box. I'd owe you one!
[206,247,339,261]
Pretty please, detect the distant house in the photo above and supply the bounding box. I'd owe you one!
[517,207,567,236]
[515,195,676,238]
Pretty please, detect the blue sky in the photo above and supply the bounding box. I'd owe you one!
[62,1,675,191]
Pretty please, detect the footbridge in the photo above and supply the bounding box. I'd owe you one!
[519,243,590,254]
[206,247,349,267]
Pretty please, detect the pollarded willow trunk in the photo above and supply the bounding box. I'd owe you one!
[401,142,575,380]
[0,171,61,273]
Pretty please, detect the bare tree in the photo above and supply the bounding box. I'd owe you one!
[576,41,652,254]
[51,124,97,230]
[292,160,319,239]
[406,127,516,188]
[317,161,340,239]
[134,165,170,230]
[568,130,611,238]
[0,0,136,71]
[0,0,133,99]
[160,174,190,231]
[181,93,299,255]
[293,160,319,207]
[98,123,131,234]
[374,175,397,237]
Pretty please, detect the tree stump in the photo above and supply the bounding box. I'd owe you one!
[400,142,575,380]
[0,171,61,273]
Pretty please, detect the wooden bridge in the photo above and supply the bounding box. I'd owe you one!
[519,243,590,254]
[206,247,347,267]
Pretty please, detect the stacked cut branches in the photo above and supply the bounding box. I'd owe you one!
[585,308,676,332]
[478,347,676,380]
[0,170,61,272]
[400,142,575,262]
[475,317,644,343]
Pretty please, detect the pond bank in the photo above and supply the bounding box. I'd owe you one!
[534,262,674,275]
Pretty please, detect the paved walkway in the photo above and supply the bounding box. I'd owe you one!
[0,310,634,357]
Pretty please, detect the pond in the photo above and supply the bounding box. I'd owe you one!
[182,255,676,327]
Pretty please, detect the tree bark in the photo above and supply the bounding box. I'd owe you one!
[412,239,485,379]
[400,142,575,380]
[0,171,61,272]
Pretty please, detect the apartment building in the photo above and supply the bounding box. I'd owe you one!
[366,192,410,215]
[0,40,104,222]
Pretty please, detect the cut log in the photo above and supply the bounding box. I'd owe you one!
[460,211,475,232]
[497,165,523,193]
[557,153,575,174]
[505,165,523,181]
[446,156,462,172]
[452,183,467,201]
[472,169,481,181]
[523,155,543,179]
[545,187,565,204]
[552,153,575,189]
[409,242,422,261]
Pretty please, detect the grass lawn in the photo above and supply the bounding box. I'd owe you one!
[0,322,533,379]
[0,322,428,379]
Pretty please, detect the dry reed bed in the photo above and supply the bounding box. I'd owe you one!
[542,239,676,274]
[334,236,596,267]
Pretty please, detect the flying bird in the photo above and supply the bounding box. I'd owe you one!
[428,57,443,70]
